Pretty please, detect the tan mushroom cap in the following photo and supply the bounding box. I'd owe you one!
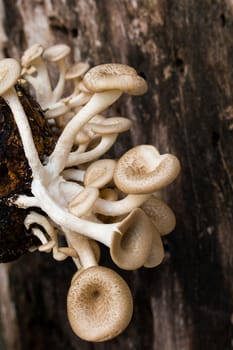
[84,159,117,188]
[113,145,181,194]
[43,44,71,62]
[141,196,176,235]
[68,187,99,217]
[21,43,44,67]
[67,266,133,342]
[0,58,21,95]
[110,208,153,270]
[100,188,119,201]
[88,117,132,135]
[83,63,148,95]
[65,62,90,79]
[144,225,164,268]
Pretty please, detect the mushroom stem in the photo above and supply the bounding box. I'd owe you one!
[66,134,118,167]
[50,60,67,103]
[93,193,150,216]
[64,229,98,269]
[3,88,45,181]
[45,90,122,178]
[31,178,119,246]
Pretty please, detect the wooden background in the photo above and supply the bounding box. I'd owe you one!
[0,0,232,349]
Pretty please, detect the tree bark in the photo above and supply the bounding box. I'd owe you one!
[0,0,232,349]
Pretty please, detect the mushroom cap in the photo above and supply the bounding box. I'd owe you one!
[68,187,99,217]
[141,196,176,235]
[113,145,181,194]
[65,62,90,79]
[83,63,148,95]
[43,44,71,62]
[111,208,153,270]
[67,266,133,342]
[143,225,164,268]
[84,159,117,188]
[21,43,44,67]
[0,58,21,95]
[88,116,132,135]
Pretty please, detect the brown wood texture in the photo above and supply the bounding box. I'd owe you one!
[0,0,233,349]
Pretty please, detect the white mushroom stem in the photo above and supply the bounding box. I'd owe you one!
[25,57,52,108]
[62,169,85,183]
[93,194,150,216]
[14,195,39,209]
[25,211,68,261]
[44,92,91,119]
[50,60,67,103]
[64,229,98,269]
[45,90,122,179]
[3,88,45,181]
[66,134,118,167]
[31,178,119,247]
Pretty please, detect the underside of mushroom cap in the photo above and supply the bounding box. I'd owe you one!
[43,44,71,62]
[67,266,133,342]
[113,145,181,194]
[21,43,43,67]
[83,63,148,95]
[110,208,153,270]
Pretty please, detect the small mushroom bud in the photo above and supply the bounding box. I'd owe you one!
[67,266,133,342]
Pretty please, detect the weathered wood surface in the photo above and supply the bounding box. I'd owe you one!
[0,0,233,349]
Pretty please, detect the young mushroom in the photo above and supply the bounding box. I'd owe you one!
[43,44,71,103]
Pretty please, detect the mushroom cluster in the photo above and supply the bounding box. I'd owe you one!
[0,43,180,342]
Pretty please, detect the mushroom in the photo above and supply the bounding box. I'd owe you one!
[68,187,99,217]
[113,145,181,194]
[66,133,118,167]
[141,195,176,235]
[143,225,164,268]
[45,63,148,179]
[110,208,153,270]
[65,61,90,97]
[84,159,117,188]
[21,43,52,107]
[67,266,133,342]
[43,44,71,103]
[87,116,132,135]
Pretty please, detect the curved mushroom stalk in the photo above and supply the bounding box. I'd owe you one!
[93,193,150,216]
[113,145,181,194]
[67,266,133,342]
[45,90,122,178]
[24,211,67,261]
[0,58,45,181]
[66,133,118,167]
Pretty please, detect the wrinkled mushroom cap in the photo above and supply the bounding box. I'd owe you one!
[67,266,133,342]
[114,145,181,194]
[83,63,148,95]
[43,44,71,62]
[0,58,21,95]
[21,43,43,67]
